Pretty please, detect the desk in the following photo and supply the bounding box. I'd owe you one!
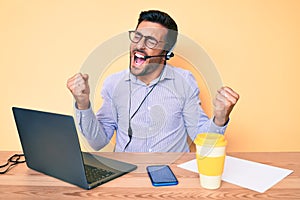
[0,152,299,200]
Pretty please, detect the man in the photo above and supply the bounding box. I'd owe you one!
[67,10,239,152]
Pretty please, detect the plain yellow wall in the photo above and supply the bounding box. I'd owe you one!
[1,0,300,152]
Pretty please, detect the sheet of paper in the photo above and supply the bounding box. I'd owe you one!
[177,156,293,193]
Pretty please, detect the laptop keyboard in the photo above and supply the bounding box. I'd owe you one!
[85,165,116,184]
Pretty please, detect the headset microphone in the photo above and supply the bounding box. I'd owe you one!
[143,52,174,60]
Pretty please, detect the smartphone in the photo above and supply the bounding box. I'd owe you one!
[146,165,178,186]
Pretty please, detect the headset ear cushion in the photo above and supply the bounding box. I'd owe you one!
[165,43,176,60]
[165,52,174,60]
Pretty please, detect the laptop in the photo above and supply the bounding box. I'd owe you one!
[12,107,137,190]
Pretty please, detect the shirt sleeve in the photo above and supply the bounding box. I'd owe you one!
[182,72,228,141]
[75,105,111,151]
[206,118,228,134]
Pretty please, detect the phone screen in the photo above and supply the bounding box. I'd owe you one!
[146,165,178,186]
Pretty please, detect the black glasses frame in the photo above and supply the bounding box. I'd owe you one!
[128,30,164,49]
[0,154,25,174]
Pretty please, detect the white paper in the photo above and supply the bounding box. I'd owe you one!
[177,156,293,193]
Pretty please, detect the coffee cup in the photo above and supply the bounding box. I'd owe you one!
[194,133,227,189]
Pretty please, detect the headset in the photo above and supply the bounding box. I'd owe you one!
[124,43,176,151]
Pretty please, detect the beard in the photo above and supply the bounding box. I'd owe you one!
[129,51,165,77]
[131,62,162,77]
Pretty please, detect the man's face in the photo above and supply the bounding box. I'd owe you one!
[130,21,168,77]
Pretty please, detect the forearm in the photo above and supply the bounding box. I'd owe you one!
[188,114,228,141]
[75,106,111,151]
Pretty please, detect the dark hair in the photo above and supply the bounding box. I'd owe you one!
[137,10,178,51]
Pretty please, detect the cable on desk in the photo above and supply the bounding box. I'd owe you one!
[0,154,25,174]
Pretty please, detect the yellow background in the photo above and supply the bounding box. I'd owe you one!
[1,0,300,152]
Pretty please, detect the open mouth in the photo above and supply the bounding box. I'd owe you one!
[134,52,146,66]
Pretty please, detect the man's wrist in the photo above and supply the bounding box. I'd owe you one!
[213,116,229,127]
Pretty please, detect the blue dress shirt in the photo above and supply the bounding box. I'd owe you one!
[76,64,227,152]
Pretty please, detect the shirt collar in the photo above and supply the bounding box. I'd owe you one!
[124,64,175,84]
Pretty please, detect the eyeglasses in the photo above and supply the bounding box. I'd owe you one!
[128,30,164,49]
[0,154,25,174]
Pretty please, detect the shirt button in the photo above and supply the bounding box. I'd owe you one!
[148,106,151,110]
[149,149,152,152]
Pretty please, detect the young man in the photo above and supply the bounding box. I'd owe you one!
[67,10,239,152]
